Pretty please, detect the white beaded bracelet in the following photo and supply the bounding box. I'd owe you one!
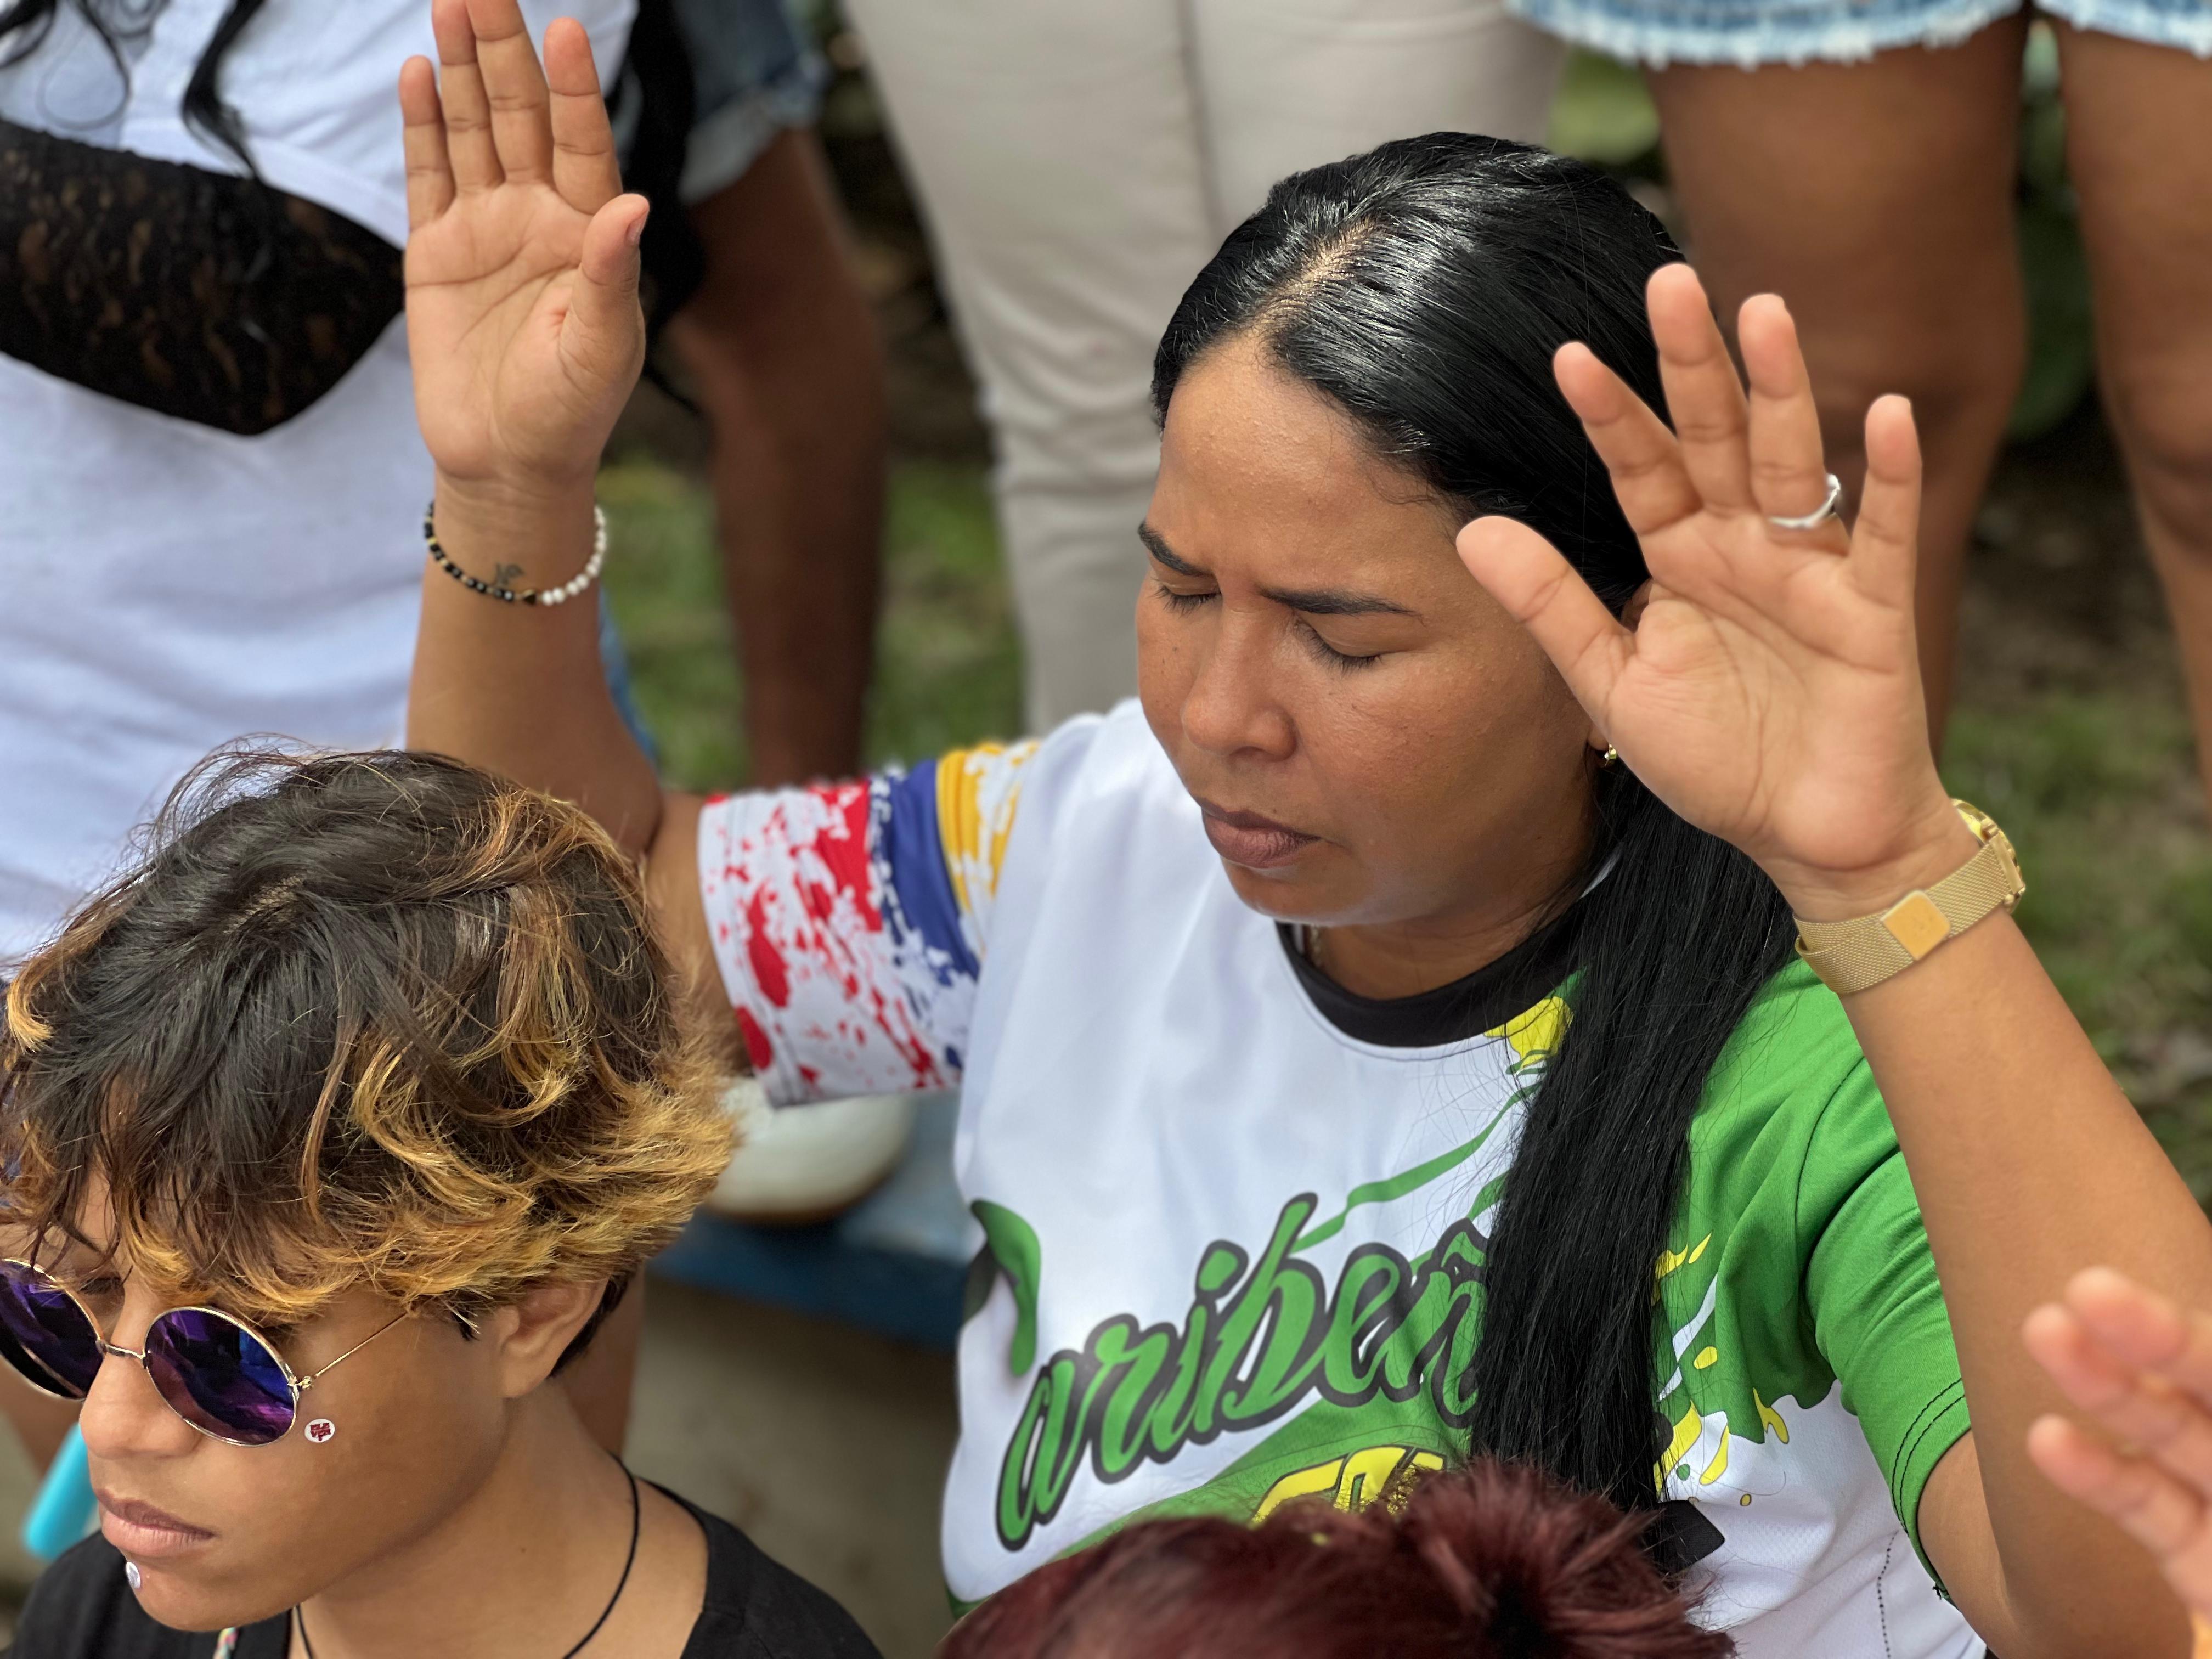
[424,503,608,607]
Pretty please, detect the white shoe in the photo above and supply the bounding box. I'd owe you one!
[707,1079,914,1224]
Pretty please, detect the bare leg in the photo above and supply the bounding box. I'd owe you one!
[667,129,887,786]
[1647,19,2029,735]
[2052,24,2212,811]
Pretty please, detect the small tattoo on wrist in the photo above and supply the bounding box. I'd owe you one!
[492,562,525,590]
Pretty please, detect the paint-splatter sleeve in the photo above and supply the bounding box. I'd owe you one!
[695,742,1037,1104]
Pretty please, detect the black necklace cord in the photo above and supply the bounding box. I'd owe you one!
[560,1468,643,1659]
[292,1460,643,1658]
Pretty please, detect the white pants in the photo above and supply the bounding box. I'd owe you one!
[843,0,1567,730]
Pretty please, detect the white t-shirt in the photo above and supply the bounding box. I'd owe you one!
[696,699,1982,1658]
[0,0,634,962]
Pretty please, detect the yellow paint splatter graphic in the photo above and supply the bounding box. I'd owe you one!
[1655,1234,1711,1284]
[936,742,1036,922]
[1755,1390,1791,1444]
[1253,1446,1448,1523]
[1660,1404,1703,1479]
[1487,996,1570,1068]
[1699,1426,1732,1486]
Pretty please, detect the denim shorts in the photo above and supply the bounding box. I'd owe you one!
[1507,0,2212,65]
[668,0,830,202]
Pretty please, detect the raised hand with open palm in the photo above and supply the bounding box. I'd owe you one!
[400,0,649,499]
[1457,264,1979,921]
[2025,1269,2212,1645]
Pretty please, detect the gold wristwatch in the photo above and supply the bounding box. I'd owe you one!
[1794,800,2024,996]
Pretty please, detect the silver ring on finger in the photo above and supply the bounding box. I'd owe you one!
[1767,472,1844,533]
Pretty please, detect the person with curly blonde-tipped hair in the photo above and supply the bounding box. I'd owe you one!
[0,749,879,1658]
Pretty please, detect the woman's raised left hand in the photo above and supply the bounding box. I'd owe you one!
[399,0,648,500]
[1457,264,1976,920]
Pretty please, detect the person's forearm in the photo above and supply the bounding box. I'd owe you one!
[684,317,882,786]
[1846,904,2209,1656]
[407,475,664,854]
[667,133,887,786]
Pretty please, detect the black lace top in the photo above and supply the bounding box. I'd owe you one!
[0,114,403,434]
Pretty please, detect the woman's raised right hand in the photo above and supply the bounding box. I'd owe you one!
[1457,265,1973,924]
[400,0,648,498]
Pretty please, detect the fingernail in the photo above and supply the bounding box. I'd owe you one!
[628,208,648,248]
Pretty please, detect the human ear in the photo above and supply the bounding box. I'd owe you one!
[490,1280,608,1400]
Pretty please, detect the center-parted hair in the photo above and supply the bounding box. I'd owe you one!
[0,749,731,1351]
[940,1459,1732,1659]
[1153,134,1800,1513]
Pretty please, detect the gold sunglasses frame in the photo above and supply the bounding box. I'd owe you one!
[0,1259,407,1448]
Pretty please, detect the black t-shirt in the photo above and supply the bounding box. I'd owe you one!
[3,1487,881,1659]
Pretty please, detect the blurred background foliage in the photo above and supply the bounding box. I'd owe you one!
[606,29,2212,1201]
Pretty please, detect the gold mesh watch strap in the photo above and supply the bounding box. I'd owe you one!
[1795,835,2023,996]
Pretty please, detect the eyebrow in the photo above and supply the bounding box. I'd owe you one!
[1138,524,1419,619]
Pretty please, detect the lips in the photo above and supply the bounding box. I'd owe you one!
[1194,799,1320,871]
[97,1491,216,1560]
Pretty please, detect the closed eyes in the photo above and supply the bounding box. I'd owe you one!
[1152,582,1383,670]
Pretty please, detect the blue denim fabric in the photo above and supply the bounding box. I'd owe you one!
[669,0,831,202]
[1509,0,2210,64]
[2040,0,2212,52]
[598,595,661,764]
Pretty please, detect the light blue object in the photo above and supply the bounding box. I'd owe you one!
[23,1424,95,1562]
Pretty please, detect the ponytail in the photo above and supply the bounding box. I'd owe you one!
[1466,770,1793,1510]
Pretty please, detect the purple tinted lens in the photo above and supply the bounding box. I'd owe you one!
[0,1263,101,1397]
[144,1310,295,1445]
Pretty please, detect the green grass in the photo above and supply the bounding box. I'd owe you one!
[599,458,1021,792]
[1943,691,2212,1198]
[602,459,2212,1197]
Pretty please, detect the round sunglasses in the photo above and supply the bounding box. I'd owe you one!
[0,1259,405,1447]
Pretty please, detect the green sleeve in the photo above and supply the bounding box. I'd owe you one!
[1799,1060,1970,1587]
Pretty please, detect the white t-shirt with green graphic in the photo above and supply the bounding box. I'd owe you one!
[696,700,1980,1658]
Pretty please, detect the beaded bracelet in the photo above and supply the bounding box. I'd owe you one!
[424,502,607,606]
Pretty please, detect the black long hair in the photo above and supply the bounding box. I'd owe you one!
[0,0,269,167]
[1153,133,1799,1515]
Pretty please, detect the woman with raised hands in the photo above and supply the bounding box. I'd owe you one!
[396,4,2212,1652]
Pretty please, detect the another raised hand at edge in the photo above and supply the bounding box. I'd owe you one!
[2026,1270,2212,1650]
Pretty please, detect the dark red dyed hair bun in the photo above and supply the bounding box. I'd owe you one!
[940,1459,1733,1658]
